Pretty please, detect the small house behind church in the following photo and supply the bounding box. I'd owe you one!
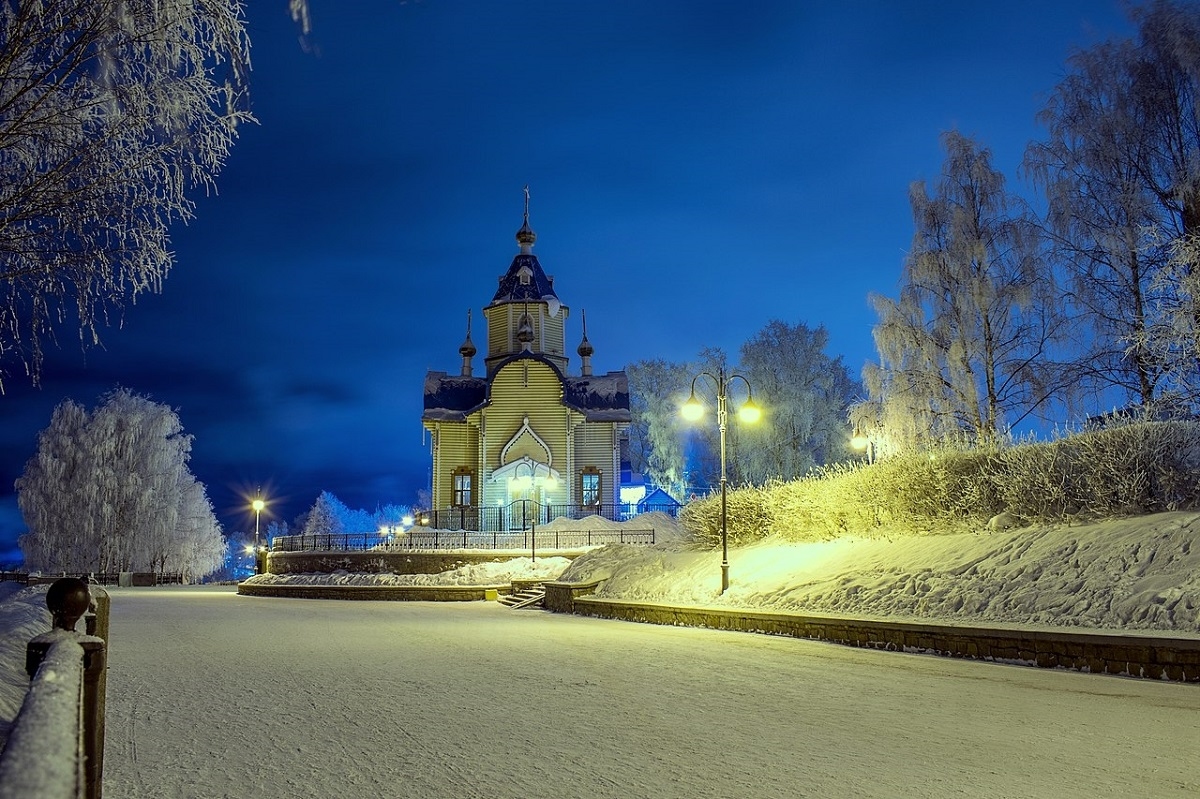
[421,198,631,531]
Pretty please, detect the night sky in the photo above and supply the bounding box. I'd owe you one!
[0,1,1135,559]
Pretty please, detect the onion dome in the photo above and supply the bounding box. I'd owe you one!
[459,309,477,357]
[516,184,537,253]
[578,309,594,357]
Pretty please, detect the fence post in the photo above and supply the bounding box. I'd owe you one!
[24,577,107,799]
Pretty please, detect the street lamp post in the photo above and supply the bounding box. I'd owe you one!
[251,494,265,574]
[681,367,760,594]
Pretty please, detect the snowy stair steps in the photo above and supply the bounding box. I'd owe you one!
[499,584,546,609]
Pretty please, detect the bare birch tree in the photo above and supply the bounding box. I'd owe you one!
[16,388,224,578]
[868,131,1063,448]
[0,2,251,389]
[1026,0,1200,409]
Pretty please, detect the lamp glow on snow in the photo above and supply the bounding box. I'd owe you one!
[680,367,760,594]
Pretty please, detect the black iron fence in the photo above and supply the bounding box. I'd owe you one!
[415,501,679,533]
[271,500,669,553]
[271,526,654,553]
[0,571,184,586]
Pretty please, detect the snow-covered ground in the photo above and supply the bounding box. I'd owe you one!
[97,588,1199,798]
[2,510,1200,797]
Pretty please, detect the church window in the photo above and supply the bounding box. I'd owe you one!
[452,468,474,507]
[580,467,601,507]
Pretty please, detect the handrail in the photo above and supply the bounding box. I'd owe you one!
[0,578,108,799]
[0,635,85,799]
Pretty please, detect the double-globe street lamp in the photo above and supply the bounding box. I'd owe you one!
[681,367,761,594]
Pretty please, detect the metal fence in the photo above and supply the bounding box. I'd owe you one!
[272,526,655,553]
[415,500,679,534]
[0,571,184,586]
[270,500,670,552]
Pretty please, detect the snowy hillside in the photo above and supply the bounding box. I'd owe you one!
[559,510,1200,636]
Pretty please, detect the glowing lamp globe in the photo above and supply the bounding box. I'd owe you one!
[738,398,762,424]
[681,393,704,422]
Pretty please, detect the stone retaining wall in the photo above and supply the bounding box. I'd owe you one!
[544,582,1200,682]
[237,582,506,601]
[266,549,582,576]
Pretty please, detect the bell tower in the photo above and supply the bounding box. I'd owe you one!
[483,187,569,375]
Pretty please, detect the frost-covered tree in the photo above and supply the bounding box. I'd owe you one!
[16,388,223,579]
[301,491,346,537]
[1026,0,1200,408]
[737,320,859,482]
[0,2,251,389]
[868,131,1063,448]
[627,359,693,497]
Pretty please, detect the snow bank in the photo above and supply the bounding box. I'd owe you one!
[0,585,51,748]
[560,511,1200,635]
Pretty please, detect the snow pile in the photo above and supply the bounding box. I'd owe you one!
[560,510,1200,635]
[243,556,571,587]
[0,584,51,748]
[537,511,689,545]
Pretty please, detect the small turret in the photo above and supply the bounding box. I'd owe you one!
[458,310,476,376]
[578,309,594,376]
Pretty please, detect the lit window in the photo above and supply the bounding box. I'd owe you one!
[580,468,601,507]
[452,469,474,507]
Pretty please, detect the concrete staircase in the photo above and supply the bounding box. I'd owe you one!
[499,583,546,609]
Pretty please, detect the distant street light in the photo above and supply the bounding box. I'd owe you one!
[252,493,266,574]
[851,425,875,464]
[681,367,760,594]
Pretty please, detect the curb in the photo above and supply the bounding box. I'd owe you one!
[543,582,1200,682]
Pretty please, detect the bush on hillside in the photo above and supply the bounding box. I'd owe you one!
[677,420,1200,547]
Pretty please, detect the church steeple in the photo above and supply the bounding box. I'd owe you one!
[483,187,569,375]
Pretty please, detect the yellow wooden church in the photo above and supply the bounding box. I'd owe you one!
[421,198,631,530]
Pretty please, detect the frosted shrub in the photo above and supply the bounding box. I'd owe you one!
[677,421,1200,548]
[678,485,774,549]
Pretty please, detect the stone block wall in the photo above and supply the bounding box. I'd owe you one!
[550,592,1200,682]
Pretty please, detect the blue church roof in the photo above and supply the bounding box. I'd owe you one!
[422,355,630,423]
[489,253,559,305]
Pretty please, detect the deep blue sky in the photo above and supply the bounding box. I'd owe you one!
[0,1,1136,560]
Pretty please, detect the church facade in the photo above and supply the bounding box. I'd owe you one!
[420,200,631,530]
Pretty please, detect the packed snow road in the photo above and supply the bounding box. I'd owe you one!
[103,587,1199,799]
